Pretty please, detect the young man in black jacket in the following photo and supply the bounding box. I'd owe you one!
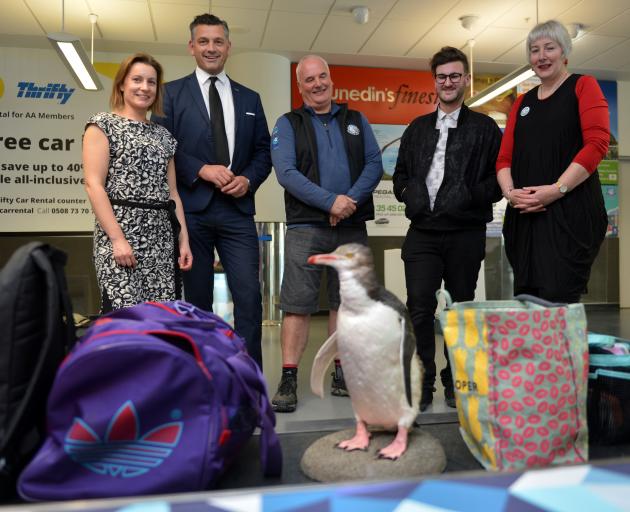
[393,46,502,412]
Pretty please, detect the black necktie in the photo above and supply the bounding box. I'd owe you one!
[209,76,230,166]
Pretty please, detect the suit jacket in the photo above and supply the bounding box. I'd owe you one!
[153,73,271,215]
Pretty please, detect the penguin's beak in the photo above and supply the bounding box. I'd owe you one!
[308,253,338,266]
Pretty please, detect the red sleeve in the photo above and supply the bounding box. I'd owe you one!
[496,94,525,172]
[573,75,610,173]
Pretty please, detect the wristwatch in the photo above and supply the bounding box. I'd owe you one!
[556,181,568,194]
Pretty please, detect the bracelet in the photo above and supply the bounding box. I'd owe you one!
[506,188,514,206]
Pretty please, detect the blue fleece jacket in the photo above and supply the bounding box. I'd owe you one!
[271,103,383,219]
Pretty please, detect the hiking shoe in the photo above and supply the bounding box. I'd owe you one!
[444,386,456,409]
[331,366,349,397]
[420,387,435,412]
[272,373,297,412]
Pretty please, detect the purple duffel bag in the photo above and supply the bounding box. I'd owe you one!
[18,301,281,500]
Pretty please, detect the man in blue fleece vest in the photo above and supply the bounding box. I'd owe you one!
[270,55,383,412]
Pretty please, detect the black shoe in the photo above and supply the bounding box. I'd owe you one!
[331,366,349,397]
[420,387,435,412]
[272,372,297,413]
[444,386,456,409]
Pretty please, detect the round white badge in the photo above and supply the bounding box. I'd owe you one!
[520,106,530,117]
[347,124,360,135]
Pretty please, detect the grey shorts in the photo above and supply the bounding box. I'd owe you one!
[280,225,368,314]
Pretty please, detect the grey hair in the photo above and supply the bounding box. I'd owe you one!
[295,55,330,83]
[527,20,572,59]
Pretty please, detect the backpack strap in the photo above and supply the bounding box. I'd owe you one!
[153,301,282,476]
[37,246,77,353]
[0,245,76,466]
[226,353,282,477]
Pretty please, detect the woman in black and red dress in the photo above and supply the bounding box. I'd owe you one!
[496,19,610,303]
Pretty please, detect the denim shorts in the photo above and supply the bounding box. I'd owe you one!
[280,225,368,314]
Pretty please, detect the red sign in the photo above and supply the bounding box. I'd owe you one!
[290,64,437,125]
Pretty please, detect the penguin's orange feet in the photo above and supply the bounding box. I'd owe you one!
[336,420,371,452]
[376,427,409,460]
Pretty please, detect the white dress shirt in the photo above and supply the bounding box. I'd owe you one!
[426,106,460,210]
[195,67,235,168]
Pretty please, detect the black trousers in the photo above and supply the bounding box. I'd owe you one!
[402,227,486,390]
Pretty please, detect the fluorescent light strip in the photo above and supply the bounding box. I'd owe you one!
[57,41,98,90]
[467,67,536,108]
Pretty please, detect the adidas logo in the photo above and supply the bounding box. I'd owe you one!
[64,400,183,478]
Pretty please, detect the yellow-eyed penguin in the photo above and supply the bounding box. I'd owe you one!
[308,243,423,460]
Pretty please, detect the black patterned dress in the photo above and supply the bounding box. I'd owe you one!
[87,112,178,311]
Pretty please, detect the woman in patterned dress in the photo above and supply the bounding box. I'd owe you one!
[83,53,193,312]
[496,20,609,303]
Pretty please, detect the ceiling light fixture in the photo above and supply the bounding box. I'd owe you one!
[352,6,370,25]
[567,22,586,39]
[466,64,535,107]
[459,15,479,31]
[47,0,102,90]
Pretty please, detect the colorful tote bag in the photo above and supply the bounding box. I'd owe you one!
[438,292,589,471]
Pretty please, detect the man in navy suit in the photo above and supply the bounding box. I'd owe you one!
[153,13,271,368]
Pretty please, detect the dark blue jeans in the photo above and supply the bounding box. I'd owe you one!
[183,194,263,368]
[402,227,486,390]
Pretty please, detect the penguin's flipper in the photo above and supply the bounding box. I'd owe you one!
[310,332,338,399]
[400,316,415,408]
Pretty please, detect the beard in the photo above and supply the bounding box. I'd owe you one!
[438,87,465,106]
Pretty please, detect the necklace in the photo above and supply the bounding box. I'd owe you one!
[538,72,570,100]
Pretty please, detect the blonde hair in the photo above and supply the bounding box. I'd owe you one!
[110,52,165,117]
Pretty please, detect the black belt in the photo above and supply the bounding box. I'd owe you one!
[110,198,182,300]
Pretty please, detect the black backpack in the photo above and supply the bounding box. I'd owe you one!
[0,242,76,499]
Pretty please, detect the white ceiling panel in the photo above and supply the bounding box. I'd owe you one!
[569,33,626,66]
[261,11,325,52]
[329,0,398,19]
[469,0,587,32]
[493,39,528,65]
[360,18,436,56]
[0,0,45,36]
[314,14,381,54]
[579,39,630,70]
[591,11,630,38]
[556,0,630,28]
[271,0,334,14]
[536,0,584,20]
[492,0,540,30]
[387,0,459,23]
[25,0,93,37]
[471,27,530,61]
[153,0,208,5]
[213,0,272,8]
[210,6,268,49]
[88,0,154,42]
[448,0,522,27]
[2,0,630,80]
[151,2,208,44]
[406,22,472,59]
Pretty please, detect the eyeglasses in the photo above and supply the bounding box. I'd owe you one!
[435,73,464,84]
